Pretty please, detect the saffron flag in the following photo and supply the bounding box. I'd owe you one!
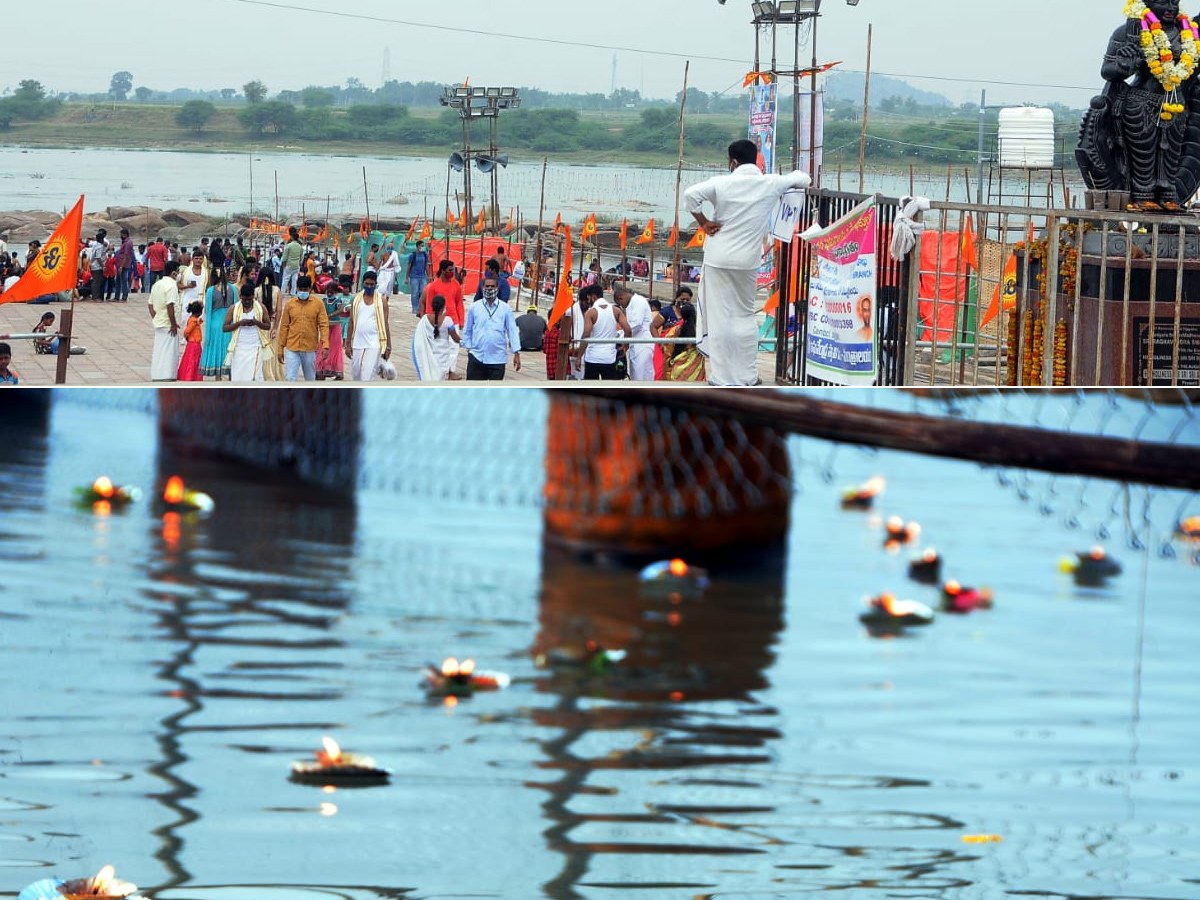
[447,208,457,227]
[635,219,655,245]
[667,220,679,248]
[685,228,706,249]
[420,221,433,241]
[554,212,563,234]
[300,224,309,240]
[506,208,515,232]
[404,219,418,243]
[476,209,486,234]
[582,214,597,240]
[620,218,628,251]
[548,224,574,329]
[960,214,979,271]
[0,195,84,305]
[980,251,1018,328]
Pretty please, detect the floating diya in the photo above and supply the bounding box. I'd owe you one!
[159,475,214,514]
[884,516,920,546]
[907,548,943,585]
[859,592,935,635]
[1060,546,1123,586]
[74,476,142,511]
[637,558,710,593]
[19,865,138,900]
[535,640,628,674]
[1176,515,1200,540]
[423,656,511,698]
[841,476,886,510]
[290,735,390,784]
[941,580,994,614]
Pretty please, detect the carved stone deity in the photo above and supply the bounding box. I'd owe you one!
[1077,0,1200,210]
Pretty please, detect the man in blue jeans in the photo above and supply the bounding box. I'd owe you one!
[406,239,430,315]
[115,228,135,301]
[462,273,521,380]
[276,275,329,381]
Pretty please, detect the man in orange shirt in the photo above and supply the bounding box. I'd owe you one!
[422,259,464,326]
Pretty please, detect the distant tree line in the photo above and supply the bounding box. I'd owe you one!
[0,80,60,129]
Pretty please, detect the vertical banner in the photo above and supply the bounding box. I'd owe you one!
[796,89,825,183]
[801,199,877,386]
[748,82,778,175]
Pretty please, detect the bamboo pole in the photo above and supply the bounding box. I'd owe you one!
[536,159,548,301]
[672,61,690,298]
[858,23,873,194]
[362,166,371,234]
[274,171,279,225]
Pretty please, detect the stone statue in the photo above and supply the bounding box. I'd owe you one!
[1077,0,1200,210]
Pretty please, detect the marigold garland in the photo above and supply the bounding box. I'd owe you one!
[1125,0,1199,120]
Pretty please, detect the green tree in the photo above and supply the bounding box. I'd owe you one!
[134,86,153,103]
[301,86,336,108]
[15,80,46,103]
[109,70,133,101]
[220,88,236,102]
[177,99,216,132]
[0,80,60,128]
[238,100,296,135]
[243,80,268,104]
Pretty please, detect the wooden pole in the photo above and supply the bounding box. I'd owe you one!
[536,158,548,301]
[858,23,873,194]
[55,309,72,385]
[672,61,690,298]
[249,150,254,220]
[274,171,279,225]
[362,166,371,234]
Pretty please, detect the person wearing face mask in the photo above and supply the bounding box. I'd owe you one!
[461,274,521,380]
[684,138,810,385]
[276,274,330,381]
[422,258,465,327]
[472,258,511,306]
[346,270,392,382]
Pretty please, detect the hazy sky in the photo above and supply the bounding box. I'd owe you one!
[6,0,1116,107]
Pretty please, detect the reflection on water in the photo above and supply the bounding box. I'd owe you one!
[0,393,1197,900]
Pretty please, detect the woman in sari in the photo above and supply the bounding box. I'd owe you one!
[223,282,272,382]
[662,301,705,383]
[256,269,284,381]
[317,282,348,380]
[412,294,461,381]
[200,264,238,380]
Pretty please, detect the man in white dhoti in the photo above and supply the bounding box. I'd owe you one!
[347,270,392,382]
[683,139,810,385]
[148,259,181,381]
[375,242,401,296]
[613,285,654,381]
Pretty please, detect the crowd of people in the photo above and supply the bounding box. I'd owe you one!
[4,139,802,386]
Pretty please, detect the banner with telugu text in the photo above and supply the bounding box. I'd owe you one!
[801,198,877,386]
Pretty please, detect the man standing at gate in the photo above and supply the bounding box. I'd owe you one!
[684,139,810,385]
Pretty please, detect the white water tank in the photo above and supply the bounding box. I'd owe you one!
[998,107,1056,169]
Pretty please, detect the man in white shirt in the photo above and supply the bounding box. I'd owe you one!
[376,241,402,296]
[613,285,654,381]
[684,139,810,385]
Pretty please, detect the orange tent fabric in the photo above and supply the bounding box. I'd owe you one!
[917,230,972,344]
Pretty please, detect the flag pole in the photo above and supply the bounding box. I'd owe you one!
[672,60,690,299]
[362,166,371,235]
[858,23,873,194]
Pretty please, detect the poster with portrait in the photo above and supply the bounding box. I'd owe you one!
[801,199,877,386]
[748,82,778,176]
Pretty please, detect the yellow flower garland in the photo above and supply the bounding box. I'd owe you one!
[1124,0,1199,119]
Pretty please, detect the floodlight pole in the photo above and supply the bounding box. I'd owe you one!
[463,110,474,223]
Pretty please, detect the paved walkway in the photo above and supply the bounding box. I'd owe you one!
[0,290,778,386]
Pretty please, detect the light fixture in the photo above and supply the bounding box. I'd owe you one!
[751,1,775,19]
[778,0,799,14]
[499,87,517,98]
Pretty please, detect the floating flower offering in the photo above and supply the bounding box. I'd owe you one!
[290,735,390,784]
[19,865,138,900]
[859,592,935,634]
[536,640,627,674]
[1176,515,1200,539]
[74,477,142,511]
[160,475,214,514]
[423,657,510,698]
[1060,546,1123,585]
[907,548,943,585]
[961,833,1004,844]
[941,580,994,614]
[637,558,710,591]
[841,476,885,510]
[884,516,920,545]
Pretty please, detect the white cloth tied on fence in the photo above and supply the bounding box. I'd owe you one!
[889,195,932,261]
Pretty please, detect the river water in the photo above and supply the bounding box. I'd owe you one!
[0,389,1197,900]
[0,146,1080,224]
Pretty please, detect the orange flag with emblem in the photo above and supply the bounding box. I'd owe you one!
[582,214,597,240]
[635,219,655,245]
[420,221,433,241]
[980,252,1017,328]
[0,196,84,305]
[685,228,706,249]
